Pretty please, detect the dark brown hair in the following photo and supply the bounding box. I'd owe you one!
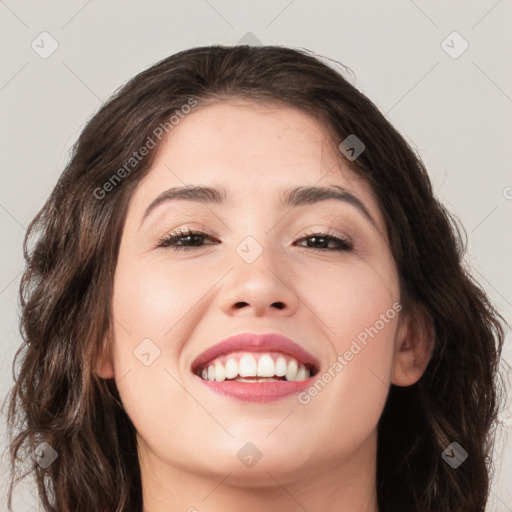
[4,44,507,512]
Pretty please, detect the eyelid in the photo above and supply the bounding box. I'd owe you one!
[298,227,354,250]
[157,225,356,253]
[156,225,217,247]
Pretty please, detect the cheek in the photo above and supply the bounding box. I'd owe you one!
[293,258,398,442]
[108,258,195,404]
[111,257,206,344]
[109,259,209,456]
[297,254,399,347]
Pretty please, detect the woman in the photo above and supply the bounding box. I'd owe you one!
[5,44,507,512]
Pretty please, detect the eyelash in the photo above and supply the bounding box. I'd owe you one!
[157,227,354,252]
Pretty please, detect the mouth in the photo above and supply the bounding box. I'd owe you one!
[191,333,320,402]
[194,352,316,382]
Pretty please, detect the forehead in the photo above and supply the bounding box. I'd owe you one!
[126,101,385,232]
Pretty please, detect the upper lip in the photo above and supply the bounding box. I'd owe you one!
[191,333,320,374]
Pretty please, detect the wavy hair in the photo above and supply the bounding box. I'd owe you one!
[4,44,507,512]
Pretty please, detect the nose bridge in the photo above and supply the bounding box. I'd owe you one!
[227,202,277,265]
[218,229,298,316]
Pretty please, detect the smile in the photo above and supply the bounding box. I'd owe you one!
[195,351,313,382]
[191,333,320,402]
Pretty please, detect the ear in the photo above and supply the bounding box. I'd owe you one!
[391,303,435,387]
[95,335,115,379]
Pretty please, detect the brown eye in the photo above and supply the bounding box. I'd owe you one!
[157,228,353,253]
[296,231,353,252]
[158,228,217,251]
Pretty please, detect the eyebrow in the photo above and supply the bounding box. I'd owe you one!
[140,184,378,229]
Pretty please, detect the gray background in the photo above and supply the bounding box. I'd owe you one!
[1,0,511,510]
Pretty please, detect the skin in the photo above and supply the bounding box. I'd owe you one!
[97,100,434,512]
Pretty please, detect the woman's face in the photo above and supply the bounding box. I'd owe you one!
[103,100,415,489]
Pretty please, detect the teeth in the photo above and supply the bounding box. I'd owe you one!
[285,359,298,381]
[236,377,281,382]
[257,354,275,377]
[214,361,225,381]
[224,358,238,379]
[275,356,287,377]
[239,354,257,377]
[199,352,312,382]
[295,365,310,381]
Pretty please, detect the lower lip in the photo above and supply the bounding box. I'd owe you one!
[196,376,314,402]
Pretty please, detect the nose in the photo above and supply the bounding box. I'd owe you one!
[218,248,300,317]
